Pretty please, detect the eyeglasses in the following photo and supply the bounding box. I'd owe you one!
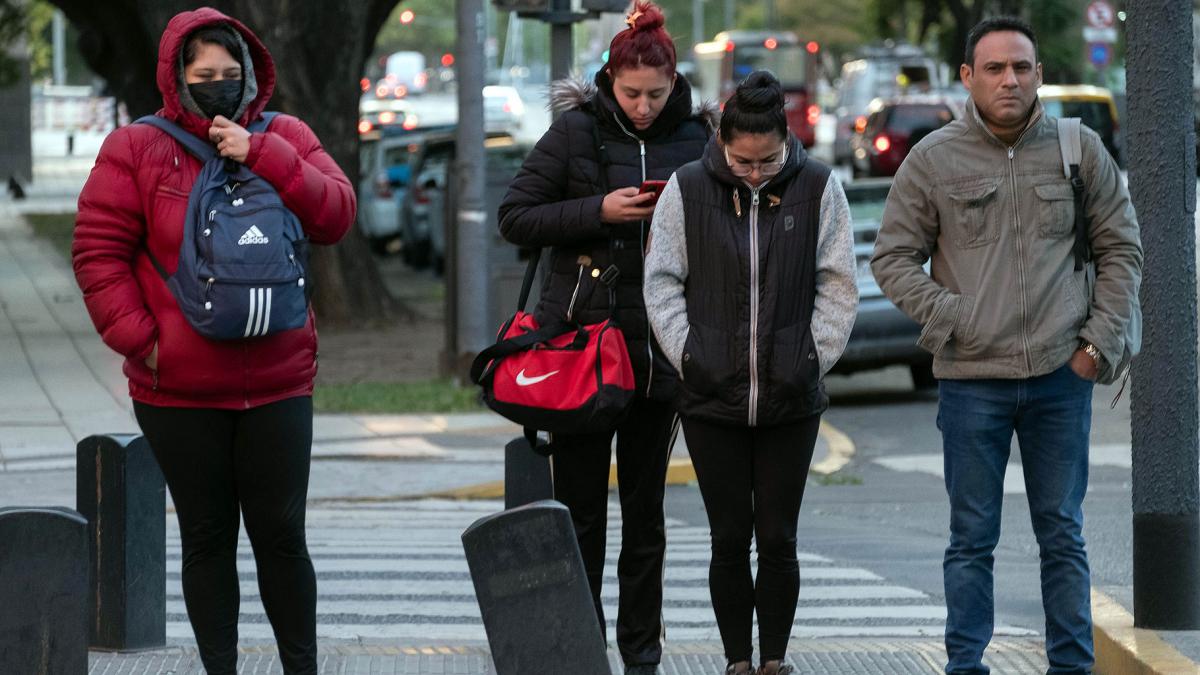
[724,145,788,178]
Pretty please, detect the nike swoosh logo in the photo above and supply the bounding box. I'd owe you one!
[516,369,559,386]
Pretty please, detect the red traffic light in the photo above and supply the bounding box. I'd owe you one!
[764,38,778,50]
[441,53,455,67]
[806,41,820,54]
[399,9,415,24]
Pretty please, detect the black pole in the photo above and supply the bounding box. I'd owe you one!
[1128,0,1200,629]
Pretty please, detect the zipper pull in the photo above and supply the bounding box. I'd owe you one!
[733,189,742,218]
[751,190,760,206]
[208,209,217,222]
[1007,147,1014,160]
[639,141,646,157]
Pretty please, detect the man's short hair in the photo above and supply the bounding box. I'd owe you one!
[965,16,1038,67]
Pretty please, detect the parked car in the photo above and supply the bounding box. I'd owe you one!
[357,134,418,253]
[1038,84,1121,165]
[830,178,934,389]
[850,95,957,177]
[400,132,531,274]
[834,44,943,167]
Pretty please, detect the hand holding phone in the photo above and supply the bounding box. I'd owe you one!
[601,185,660,223]
[639,180,668,204]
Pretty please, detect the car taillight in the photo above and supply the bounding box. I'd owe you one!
[874,135,892,153]
[806,104,821,126]
[413,186,430,205]
[855,116,868,133]
[357,119,373,135]
[374,173,392,199]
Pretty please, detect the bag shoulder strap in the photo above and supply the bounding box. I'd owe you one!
[1057,117,1090,271]
[1057,117,1083,178]
[135,115,217,162]
[247,111,278,134]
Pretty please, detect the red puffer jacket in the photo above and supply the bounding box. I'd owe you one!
[73,8,355,409]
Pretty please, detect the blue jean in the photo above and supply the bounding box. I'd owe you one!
[937,364,1094,675]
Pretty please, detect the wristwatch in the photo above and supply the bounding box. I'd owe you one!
[1079,340,1102,367]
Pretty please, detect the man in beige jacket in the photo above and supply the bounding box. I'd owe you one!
[871,17,1142,675]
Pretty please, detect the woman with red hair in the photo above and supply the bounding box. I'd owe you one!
[499,2,714,672]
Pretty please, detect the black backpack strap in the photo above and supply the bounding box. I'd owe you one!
[134,115,217,162]
[145,249,170,281]
[1056,117,1091,271]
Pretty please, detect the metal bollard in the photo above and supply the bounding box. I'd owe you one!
[76,434,166,650]
[462,500,609,675]
[0,506,90,674]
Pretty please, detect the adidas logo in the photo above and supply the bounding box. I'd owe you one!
[237,226,269,246]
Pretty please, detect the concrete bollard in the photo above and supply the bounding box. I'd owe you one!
[0,506,90,674]
[76,434,166,651]
[462,500,609,675]
[504,435,553,510]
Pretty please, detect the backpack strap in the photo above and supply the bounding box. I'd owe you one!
[247,111,278,134]
[1056,117,1090,271]
[134,115,217,162]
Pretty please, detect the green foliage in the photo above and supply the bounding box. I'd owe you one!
[313,379,484,414]
[25,0,53,81]
[24,212,76,262]
[369,0,460,76]
[0,0,26,87]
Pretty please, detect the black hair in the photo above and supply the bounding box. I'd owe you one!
[718,70,788,143]
[183,25,241,66]
[964,16,1038,68]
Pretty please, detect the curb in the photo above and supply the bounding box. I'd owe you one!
[1092,588,1200,674]
[423,420,857,500]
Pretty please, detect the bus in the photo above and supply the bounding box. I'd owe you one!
[692,31,822,147]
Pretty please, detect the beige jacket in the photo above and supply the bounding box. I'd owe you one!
[871,99,1142,380]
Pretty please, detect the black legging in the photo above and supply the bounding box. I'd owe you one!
[134,396,316,675]
[681,414,822,665]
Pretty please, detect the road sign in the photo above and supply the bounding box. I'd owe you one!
[1083,26,1119,43]
[1087,0,1115,28]
[1088,42,1114,68]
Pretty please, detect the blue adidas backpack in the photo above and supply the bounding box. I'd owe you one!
[136,113,310,340]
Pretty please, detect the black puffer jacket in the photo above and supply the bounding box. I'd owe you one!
[498,71,715,402]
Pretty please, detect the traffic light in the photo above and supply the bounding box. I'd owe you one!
[399,9,415,24]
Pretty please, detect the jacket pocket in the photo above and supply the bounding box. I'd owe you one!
[766,323,819,398]
[680,323,733,397]
[947,182,1000,249]
[1034,183,1075,238]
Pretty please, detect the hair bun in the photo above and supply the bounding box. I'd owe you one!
[626,1,665,32]
[735,71,784,114]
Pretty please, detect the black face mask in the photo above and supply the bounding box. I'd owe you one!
[188,79,242,120]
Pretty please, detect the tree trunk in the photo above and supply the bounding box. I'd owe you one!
[48,0,407,326]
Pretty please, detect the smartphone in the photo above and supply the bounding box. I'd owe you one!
[639,179,668,203]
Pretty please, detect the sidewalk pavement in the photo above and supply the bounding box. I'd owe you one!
[4,157,1197,674]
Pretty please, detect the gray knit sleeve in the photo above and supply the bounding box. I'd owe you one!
[643,174,690,372]
[811,174,859,375]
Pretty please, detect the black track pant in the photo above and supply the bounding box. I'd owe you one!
[134,397,317,675]
[549,396,679,667]
[681,414,822,665]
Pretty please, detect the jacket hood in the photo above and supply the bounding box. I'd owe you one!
[547,73,720,138]
[702,132,807,192]
[156,7,275,138]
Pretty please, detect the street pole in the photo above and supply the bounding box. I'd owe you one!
[1128,0,1200,629]
[52,10,66,85]
[454,0,490,376]
[549,0,573,82]
[764,0,776,30]
[724,0,733,31]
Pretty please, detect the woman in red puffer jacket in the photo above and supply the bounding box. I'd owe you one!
[72,8,354,674]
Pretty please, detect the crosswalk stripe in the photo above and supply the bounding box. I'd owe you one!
[159,500,1038,642]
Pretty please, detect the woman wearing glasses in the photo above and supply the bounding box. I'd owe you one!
[643,70,857,675]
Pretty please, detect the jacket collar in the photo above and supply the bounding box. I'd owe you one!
[701,133,807,192]
[963,97,1046,150]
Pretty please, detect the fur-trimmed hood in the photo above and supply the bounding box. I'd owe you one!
[548,73,720,137]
